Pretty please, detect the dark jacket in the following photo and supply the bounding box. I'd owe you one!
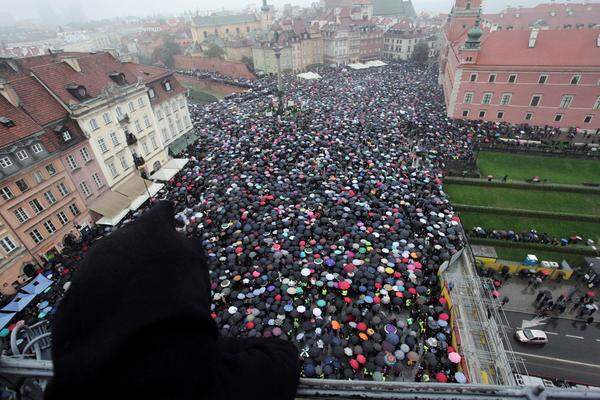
[46,201,299,399]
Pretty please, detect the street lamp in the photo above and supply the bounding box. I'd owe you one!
[273,31,284,115]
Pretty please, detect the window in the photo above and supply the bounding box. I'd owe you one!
[530,95,542,107]
[80,147,91,162]
[92,173,103,188]
[150,134,158,150]
[109,132,120,146]
[161,128,169,142]
[116,106,124,118]
[148,88,156,99]
[165,81,172,91]
[525,112,533,121]
[138,97,145,108]
[134,120,142,133]
[462,110,469,117]
[584,115,593,124]
[32,143,43,154]
[570,75,580,85]
[119,153,129,170]
[14,207,29,223]
[559,95,574,109]
[0,157,13,168]
[0,186,13,200]
[482,92,493,105]
[500,93,512,106]
[593,96,600,110]
[554,114,563,122]
[33,170,44,184]
[79,181,91,197]
[44,220,57,234]
[176,117,183,132]
[69,203,81,216]
[141,141,149,155]
[538,75,548,84]
[89,118,99,131]
[62,130,72,141]
[0,236,17,253]
[46,164,56,176]
[478,110,486,118]
[57,211,69,225]
[57,182,69,196]
[508,74,517,83]
[143,115,151,128]
[103,112,112,124]
[16,179,29,192]
[156,110,163,120]
[107,162,118,178]
[44,190,57,205]
[98,138,108,153]
[29,199,43,214]
[488,74,496,83]
[128,102,135,112]
[29,229,43,244]
[66,154,78,170]
[497,111,504,119]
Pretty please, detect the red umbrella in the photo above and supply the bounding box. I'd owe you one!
[338,281,351,290]
[587,291,596,298]
[439,313,449,321]
[349,359,360,370]
[439,297,447,304]
[357,322,367,331]
[408,287,417,294]
[435,372,448,383]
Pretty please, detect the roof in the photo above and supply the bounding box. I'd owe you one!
[193,14,258,28]
[372,0,416,18]
[0,95,43,148]
[29,52,139,105]
[8,75,68,126]
[459,28,600,67]
[484,2,600,29]
[173,55,256,80]
[123,62,171,83]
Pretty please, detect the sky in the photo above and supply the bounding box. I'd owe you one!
[5,0,565,22]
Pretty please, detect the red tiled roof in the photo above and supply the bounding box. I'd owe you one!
[123,62,171,82]
[173,55,255,80]
[484,2,600,29]
[0,95,43,148]
[8,76,68,126]
[30,52,139,105]
[465,28,600,67]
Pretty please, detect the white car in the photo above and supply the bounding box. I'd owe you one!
[515,329,548,344]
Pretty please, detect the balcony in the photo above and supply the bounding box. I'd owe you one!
[133,154,145,167]
[125,132,138,146]
[117,113,130,125]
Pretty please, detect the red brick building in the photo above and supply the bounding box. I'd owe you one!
[439,0,600,131]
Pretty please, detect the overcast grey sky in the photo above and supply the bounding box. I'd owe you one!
[7,0,558,22]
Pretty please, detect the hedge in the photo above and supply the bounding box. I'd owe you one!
[443,176,600,195]
[453,203,600,223]
[467,237,599,257]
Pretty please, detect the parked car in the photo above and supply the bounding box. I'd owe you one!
[515,329,548,344]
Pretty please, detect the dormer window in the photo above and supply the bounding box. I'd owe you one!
[54,125,73,142]
[163,80,172,91]
[109,72,127,86]
[63,130,72,141]
[0,116,15,128]
[65,83,88,101]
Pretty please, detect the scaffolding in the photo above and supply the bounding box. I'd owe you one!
[441,243,526,385]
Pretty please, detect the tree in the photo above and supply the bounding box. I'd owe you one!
[203,43,226,60]
[241,55,254,70]
[151,38,181,68]
[411,41,430,66]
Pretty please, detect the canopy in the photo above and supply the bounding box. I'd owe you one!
[114,175,152,199]
[348,63,369,70]
[89,190,131,221]
[129,182,164,211]
[1,292,37,313]
[297,72,322,80]
[150,158,189,182]
[20,274,53,295]
[0,312,16,331]
[364,60,387,67]
[163,158,189,170]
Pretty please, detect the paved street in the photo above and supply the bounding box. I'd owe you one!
[503,309,600,386]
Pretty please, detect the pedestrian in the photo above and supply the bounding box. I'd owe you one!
[585,317,594,326]
[502,175,508,182]
[526,277,535,289]
[501,296,509,307]
[535,291,545,303]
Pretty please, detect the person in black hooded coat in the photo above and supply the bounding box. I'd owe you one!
[45,201,300,400]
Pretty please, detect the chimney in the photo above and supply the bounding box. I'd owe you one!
[528,28,539,48]
[0,79,20,107]
[103,48,119,60]
[63,57,81,72]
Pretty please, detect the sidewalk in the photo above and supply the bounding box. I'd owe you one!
[498,276,595,321]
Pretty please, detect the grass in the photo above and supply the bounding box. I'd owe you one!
[445,185,600,215]
[492,246,586,267]
[477,151,600,185]
[458,211,600,244]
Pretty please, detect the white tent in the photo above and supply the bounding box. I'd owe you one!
[150,158,190,182]
[364,60,387,67]
[348,63,369,70]
[297,72,322,80]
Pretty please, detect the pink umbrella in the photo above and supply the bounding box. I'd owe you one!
[438,313,449,321]
[448,352,461,364]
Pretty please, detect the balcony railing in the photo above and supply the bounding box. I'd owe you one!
[125,132,137,146]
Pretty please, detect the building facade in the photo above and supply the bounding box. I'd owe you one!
[439,0,600,131]
[357,23,383,61]
[383,25,439,61]
[0,213,32,295]
[252,44,294,74]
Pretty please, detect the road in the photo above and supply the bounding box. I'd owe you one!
[502,310,600,386]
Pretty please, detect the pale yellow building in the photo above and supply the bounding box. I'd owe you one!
[0,215,35,295]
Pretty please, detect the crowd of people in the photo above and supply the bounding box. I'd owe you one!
[471,227,595,247]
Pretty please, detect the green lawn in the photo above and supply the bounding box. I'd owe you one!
[493,246,586,267]
[477,151,600,185]
[458,211,600,243]
[445,185,600,215]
